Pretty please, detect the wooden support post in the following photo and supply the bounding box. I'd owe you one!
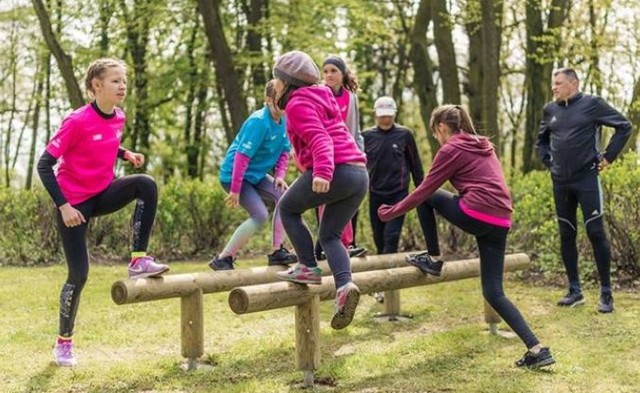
[483,300,501,335]
[295,295,320,388]
[384,290,401,318]
[181,289,204,370]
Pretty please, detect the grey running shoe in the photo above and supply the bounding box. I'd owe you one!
[268,246,298,266]
[208,254,235,271]
[406,252,443,276]
[557,290,585,307]
[597,293,614,313]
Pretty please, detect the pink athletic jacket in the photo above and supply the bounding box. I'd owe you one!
[285,85,366,182]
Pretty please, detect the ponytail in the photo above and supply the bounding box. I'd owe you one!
[430,104,477,135]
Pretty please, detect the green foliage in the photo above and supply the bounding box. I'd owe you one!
[0,178,245,266]
[2,162,640,286]
[0,187,61,265]
[151,177,244,259]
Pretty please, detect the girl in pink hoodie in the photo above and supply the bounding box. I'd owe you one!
[271,51,369,330]
[378,104,554,369]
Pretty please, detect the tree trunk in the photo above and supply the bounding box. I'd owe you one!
[184,6,201,179]
[480,0,502,150]
[194,61,211,180]
[587,0,603,96]
[242,0,267,103]
[3,30,19,187]
[199,0,248,141]
[432,0,460,105]
[464,0,483,130]
[120,0,152,167]
[409,0,439,158]
[26,54,47,189]
[522,0,570,173]
[624,79,640,152]
[98,0,114,55]
[31,0,84,109]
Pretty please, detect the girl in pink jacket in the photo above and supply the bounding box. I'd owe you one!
[272,51,369,330]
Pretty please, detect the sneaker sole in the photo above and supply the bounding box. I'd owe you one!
[209,263,234,271]
[276,275,322,285]
[557,299,585,308]
[52,350,77,367]
[527,357,556,369]
[331,288,360,330]
[405,258,442,276]
[129,266,170,279]
[597,305,614,313]
[349,250,367,258]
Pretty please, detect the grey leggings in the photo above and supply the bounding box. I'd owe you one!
[278,164,369,288]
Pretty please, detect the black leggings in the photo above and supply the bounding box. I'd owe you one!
[552,173,611,293]
[369,192,408,255]
[56,174,157,337]
[421,189,540,348]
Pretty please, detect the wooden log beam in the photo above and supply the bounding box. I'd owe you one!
[111,252,422,305]
[228,253,530,314]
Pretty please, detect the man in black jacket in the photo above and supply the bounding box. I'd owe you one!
[536,67,632,313]
[363,96,438,258]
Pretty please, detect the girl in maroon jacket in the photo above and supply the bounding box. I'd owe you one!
[271,51,369,330]
[378,104,554,369]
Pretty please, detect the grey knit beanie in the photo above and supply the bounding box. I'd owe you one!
[273,50,320,87]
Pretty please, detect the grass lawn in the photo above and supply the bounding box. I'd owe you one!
[1,259,638,393]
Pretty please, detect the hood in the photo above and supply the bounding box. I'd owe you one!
[447,132,494,156]
[287,85,340,118]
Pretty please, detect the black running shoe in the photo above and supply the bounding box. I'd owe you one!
[405,252,443,276]
[267,246,298,266]
[557,290,585,307]
[597,292,614,313]
[515,347,555,369]
[208,254,235,271]
[347,246,367,258]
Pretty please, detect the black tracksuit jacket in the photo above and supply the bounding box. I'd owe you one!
[536,92,632,183]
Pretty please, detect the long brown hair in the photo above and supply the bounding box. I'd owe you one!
[429,104,477,135]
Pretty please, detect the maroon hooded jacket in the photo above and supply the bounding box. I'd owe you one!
[378,132,512,226]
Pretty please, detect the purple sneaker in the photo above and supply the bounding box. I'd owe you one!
[275,264,322,285]
[331,282,360,330]
[53,340,77,367]
[128,256,170,279]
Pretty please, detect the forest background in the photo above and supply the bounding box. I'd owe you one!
[1,0,640,288]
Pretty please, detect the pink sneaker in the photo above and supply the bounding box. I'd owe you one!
[275,264,322,285]
[53,339,77,367]
[128,256,169,279]
[331,282,360,330]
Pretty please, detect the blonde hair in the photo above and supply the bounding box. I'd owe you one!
[84,58,127,98]
[429,104,477,135]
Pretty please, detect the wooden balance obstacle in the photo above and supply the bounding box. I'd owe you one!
[228,253,530,387]
[111,252,530,377]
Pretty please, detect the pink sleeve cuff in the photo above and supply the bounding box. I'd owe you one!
[230,152,251,194]
[274,152,289,179]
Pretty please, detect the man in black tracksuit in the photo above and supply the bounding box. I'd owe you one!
[363,96,438,257]
[536,68,632,313]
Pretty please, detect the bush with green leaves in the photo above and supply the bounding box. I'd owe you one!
[2,160,639,287]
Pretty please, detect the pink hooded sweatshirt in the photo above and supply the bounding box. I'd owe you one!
[378,132,512,227]
[285,85,366,181]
